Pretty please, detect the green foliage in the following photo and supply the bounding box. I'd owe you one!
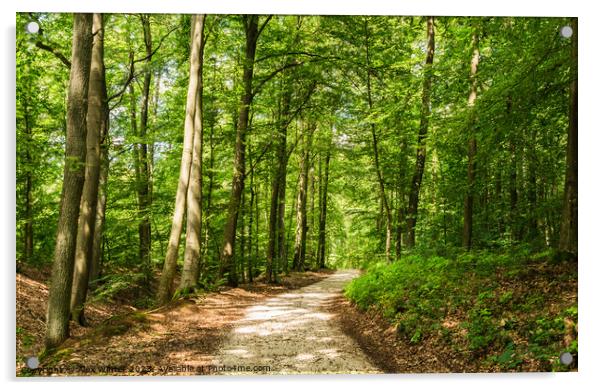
[16,13,575,373]
[346,250,577,370]
[16,326,35,349]
[491,342,523,370]
[89,272,150,306]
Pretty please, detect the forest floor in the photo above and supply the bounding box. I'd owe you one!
[17,268,385,376]
[16,258,577,376]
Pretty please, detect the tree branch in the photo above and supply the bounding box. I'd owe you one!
[107,53,136,102]
[282,82,317,130]
[107,24,179,103]
[252,61,304,98]
[257,15,273,39]
[245,140,273,177]
[133,24,179,65]
[34,40,71,68]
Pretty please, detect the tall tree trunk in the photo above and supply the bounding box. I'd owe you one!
[308,164,316,266]
[240,144,253,282]
[180,15,206,291]
[370,125,392,260]
[219,15,261,287]
[202,114,216,259]
[558,18,578,260]
[462,27,480,250]
[148,71,160,203]
[157,15,204,304]
[23,100,34,262]
[45,13,93,349]
[254,174,260,279]
[239,186,247,283]
[317,144,331,269]
[277,152,288,276]
[247,163,255,282]
[364,18,393,260]
[507,96,519,241]
[285,185,296,273]
[315,154,322,262]
[267,82,292,282]
[395,199,404,259]
[527,129,538,241]
[70,14,106,325]
[293,123,314,271]
[395,139,407,258]
[495,164,504,238]
[267,166,279,281]
[406,16,435,248]
[137,14,153,282]
[88,126,108,287]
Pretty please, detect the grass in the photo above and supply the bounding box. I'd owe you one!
[344,248,578,371]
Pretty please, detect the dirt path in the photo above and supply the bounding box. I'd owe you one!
[211,270,381,375]
[22,270,380,376]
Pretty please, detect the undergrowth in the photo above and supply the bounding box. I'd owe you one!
[345,248,578,371]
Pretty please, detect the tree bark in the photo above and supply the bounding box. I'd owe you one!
[370,124,392,260]
[136,14,153,282]
[23,99,34,262]
[317,144,331,269]
[157,14,204,304]
[70,14,106,325]
[267,81,292,282]
[254,173,260,278]
[507,96,519,241]
[527,129,538,241]
[277,149,288,276]
[558,18,578,260]
[88,127,108,287]
[462,27,480,250]
[219,15,261,287]
[239,186,247,283]
[180,14,206,291]
[363,18,393,260]
[247,160,255,282]
[406,16,435,248]
[395,139,407,259]
[293,122,314,271]
[45,13,93,349]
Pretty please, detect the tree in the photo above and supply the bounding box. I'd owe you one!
[406,16,435,248]
[180,14,207,291]
[462,25,480,250]
[316,133,332,268]
[157,14,204,304]
[45,13,93,349]
[136,14,154,281]
[70,13,107,325]
[558,18,578,260]
[361,18,394,260]
[21,79,34,264]
[293,121,315,271]
[219,15,262,287]
[266,80,292,282]
[88,127,108,287]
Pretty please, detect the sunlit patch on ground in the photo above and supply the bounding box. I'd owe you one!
[212,270,381,375]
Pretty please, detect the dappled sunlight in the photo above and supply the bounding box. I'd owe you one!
[296,353,315,361]
[317,348,340,359]
[223,348,254,359]
[212,270,381,375]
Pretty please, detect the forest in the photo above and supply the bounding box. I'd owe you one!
[16,13,577,375]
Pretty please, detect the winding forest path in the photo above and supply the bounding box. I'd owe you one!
[23,270,380,376]
[212,270,381,375]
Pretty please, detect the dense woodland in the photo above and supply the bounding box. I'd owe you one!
[16,13,577,371]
